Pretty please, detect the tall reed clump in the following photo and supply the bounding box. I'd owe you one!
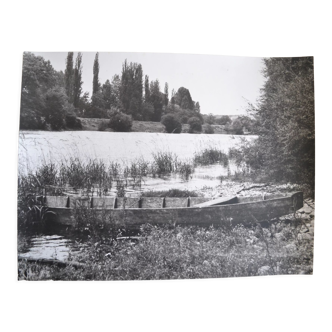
[151,151,178,177]
[176,160,195,181]
[193,147,229,167]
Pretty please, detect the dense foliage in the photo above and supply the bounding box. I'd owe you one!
[204,124,214,134]
[92,52,100,95]
[108,110,133,132]
[233,57,315,190]
[161,114,182,133]
[20,52,203,132]
[188,116,202,133]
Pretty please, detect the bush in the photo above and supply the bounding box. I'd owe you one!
[204,124,214,134]
[216,115,232,125]
[188,117,202,133]
[180,115,188,124]
[98,121,109,131]
[108,111,132,132]
[43,88,68,130]
[161,114,182,133]
[65,113,82,129]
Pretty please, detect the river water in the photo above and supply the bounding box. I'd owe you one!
[18,130,257,262]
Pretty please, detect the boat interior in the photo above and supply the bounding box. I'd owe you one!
[42,192,292,209]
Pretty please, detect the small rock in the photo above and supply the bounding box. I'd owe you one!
[298,233,313,241]
[302,206,312,214]
[285,243,297,251]
[301,214,311,220]
[258,266,271,275]
[274,233,284,241]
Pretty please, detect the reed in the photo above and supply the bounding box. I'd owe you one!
[194,147,229,167]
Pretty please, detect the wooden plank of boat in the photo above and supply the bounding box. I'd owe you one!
[42,192,303,230]
[192,196,238,208]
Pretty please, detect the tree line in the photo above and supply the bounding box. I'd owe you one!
[19,52,203,132]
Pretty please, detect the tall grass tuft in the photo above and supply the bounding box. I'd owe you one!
[194,147,229,167]
[152,151,178,177]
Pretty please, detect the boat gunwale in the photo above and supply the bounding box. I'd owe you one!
[45,192,302,211]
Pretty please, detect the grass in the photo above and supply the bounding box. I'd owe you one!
[194,147,229,167]
[18,216,314,280]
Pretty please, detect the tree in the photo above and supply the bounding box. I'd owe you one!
[78,92,90,114]
[204,124,215,134]
[120,60,143,119]
[245,57,315,189]
[174,87,194,110]
[142,102,154,121]
[229,118,244,135]
[65,52,74,102]
[110,74,121,108]
[88,91,107,118]
[188,117,202,133]
[161,114,182,133]
[217,115,231,125]
[43,88,69,130]
[171,89,176,105]
[20,52,56,129]
[144,75,150,103]
[194,101,201,113]
[205,113,216,125]
[164,82,169,106]
[131,63,143,119]
[102,79,112,109]
[73,52,83,108]
[93,52,100,95]
[150,80,163,121]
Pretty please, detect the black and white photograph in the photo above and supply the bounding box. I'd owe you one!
[17,52,315,281]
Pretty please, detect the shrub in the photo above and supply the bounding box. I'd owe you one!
[108,111,132,132]
[161,114,182,133]
[216,115,232,125]
[65,113,82,129]
[188,117,202,133]
[204,124,214,134]
[180,115,188,124]
[98,121,109,131]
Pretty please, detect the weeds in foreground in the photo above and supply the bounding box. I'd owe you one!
[18,217,314,281]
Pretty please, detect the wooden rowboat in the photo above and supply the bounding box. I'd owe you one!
[38,191,303,230]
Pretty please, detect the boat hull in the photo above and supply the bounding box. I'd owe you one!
[44,192,303,230]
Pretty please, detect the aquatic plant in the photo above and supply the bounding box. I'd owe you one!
[194,147,229,167]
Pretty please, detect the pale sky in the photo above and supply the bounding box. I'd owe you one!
[33,52,265,116]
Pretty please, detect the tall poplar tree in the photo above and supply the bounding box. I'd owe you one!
[64,52,74,102]
[164,82,169,106]
[144,75,150,102]
[93,52,100,95]
[73,52,83,108]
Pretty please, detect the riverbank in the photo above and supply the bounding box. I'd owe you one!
[17,182,314,280]
[77,117,231,134]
